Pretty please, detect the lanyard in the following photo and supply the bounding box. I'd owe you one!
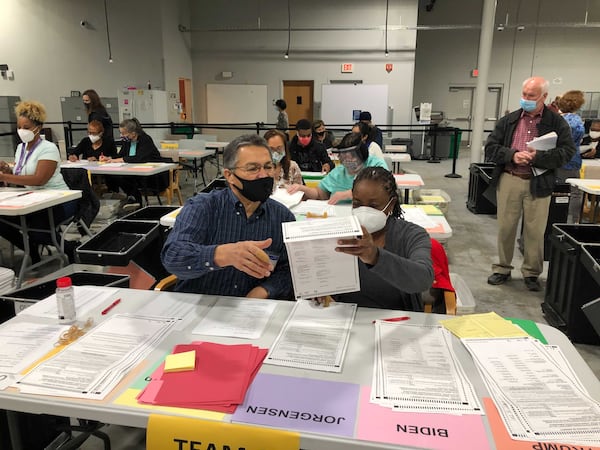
[14,139,41,175]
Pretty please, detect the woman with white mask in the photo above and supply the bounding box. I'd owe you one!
[0,100,77,264]
[67,120,118,162]
[331,167,433,311]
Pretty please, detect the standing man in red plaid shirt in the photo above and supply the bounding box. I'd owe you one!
[484,76,575,291]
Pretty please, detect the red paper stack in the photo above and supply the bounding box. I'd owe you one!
[137,341,268,413]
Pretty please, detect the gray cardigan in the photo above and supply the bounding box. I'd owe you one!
[335,218,434,311]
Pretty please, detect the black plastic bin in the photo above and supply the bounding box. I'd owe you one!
[467,163,497,214]
[120,206,180,280]
[200,176,228,194]
[76,220,159,266]
[581,244,600,286]
[542,224,600,344]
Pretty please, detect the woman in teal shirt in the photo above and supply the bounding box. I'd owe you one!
[287,132,388,204]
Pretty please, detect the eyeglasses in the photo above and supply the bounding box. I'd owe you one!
[233,162,276,174]
[269,146,285,153]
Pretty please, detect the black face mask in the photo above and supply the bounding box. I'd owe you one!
[232,173,274,202]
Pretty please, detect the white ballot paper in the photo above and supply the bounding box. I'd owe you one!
[0,321,69,389]
[192,296,277,339]
[372,321,482,414]
[270,188,304,209]
[527,131,557,176]
[291,199,337,217]
[265,299,356,372]
[463,337,600,445]
[16,314,176,399]
[135,291,209,331]
[282,215,362,299]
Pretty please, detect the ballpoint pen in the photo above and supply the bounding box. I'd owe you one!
[16,191,33,197]
[101,298,121,315]
[372,316,410,323]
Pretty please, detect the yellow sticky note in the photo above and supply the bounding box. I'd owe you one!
[164,350,196,373]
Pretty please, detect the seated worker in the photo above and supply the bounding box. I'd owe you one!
[580,119,600,158]
[264,129,302,188]
[289,119,334,173]
[67,120,118,161]
[0,100,78,264]
[332,166,433,310]
[161,134,296,299]
[312,119,336,149]
[359,111,384,147]
[287,132,387,204]
[352,121,385,160]
[99,118,166,206]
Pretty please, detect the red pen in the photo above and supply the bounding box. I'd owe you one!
[101,298,121,315]
[372,316,410,323]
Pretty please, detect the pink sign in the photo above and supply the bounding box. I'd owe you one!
[356,386,491,450]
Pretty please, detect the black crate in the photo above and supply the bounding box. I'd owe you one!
[121,205,179,222]
[120,206,179,280]
[542,224,600,344]
[467,163,497,214]
[200,177,227,194]
[76,220,159,266]
[581,244,600,286]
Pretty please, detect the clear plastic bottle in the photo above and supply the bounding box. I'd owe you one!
[56,277,76,324]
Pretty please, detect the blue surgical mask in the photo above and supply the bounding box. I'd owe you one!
[272,152,285,164]
[520,98,538,112]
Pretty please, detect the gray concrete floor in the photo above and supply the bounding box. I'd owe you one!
[3,147,598,449]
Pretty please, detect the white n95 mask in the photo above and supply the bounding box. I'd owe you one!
[89,134,102,144]
[589,131,600,139]
[352,198,393,234]
[17,128,36,143]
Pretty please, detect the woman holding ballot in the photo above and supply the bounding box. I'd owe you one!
[330,167,433,310]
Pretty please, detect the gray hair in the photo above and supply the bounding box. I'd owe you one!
[119,118,143,134]
[222,134,271,171]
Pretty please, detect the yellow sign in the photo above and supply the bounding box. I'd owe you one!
[147,415,300,450]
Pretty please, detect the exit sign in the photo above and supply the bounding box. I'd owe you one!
[341,63,354,73]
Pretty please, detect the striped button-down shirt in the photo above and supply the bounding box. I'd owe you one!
[161,188,295,299]
[506,110,542,175]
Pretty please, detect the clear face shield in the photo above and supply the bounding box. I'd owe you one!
[334,146,364,174]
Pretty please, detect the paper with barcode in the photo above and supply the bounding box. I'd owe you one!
[282,216,362,299]
[265,299,356,372]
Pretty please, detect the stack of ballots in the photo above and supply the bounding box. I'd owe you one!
[0,267,14,294]
[137,341,268,413]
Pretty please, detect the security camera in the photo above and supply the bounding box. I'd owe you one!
[497,24,505,31]
[80,20,88,28]
[517,25,525,31]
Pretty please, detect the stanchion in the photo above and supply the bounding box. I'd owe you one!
[445,128,462,178]
[428,124,441,163]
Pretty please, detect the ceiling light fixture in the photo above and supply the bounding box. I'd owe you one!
[104,0,113,63]
[285,0,291,59]
[384,0,390,57]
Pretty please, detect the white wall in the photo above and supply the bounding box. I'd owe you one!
[413,0,600,122]
[0,0,192,148]
[187,0,418,138]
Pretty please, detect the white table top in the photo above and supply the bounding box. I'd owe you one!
[160,148,215,159]
[394,173,424,189]
[160,202,452,241]
[384,144,410,153]
[386,153,412,162]
[62,161,177,176]
[0,288,597,450]
[566,177,600,195]
[0,189,82,217]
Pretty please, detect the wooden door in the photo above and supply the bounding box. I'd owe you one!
[283,81,314,136]
[178,78,193,122]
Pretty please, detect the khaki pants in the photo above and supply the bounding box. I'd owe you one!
[493,172,551,278]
